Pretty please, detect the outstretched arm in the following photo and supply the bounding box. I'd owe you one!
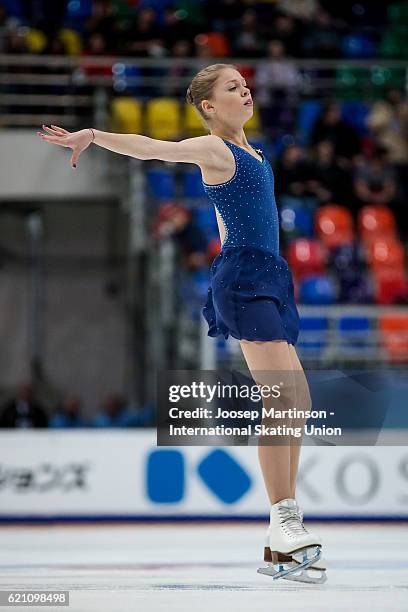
[37,125,219,169]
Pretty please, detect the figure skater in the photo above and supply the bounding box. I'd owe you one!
[37,62,326,584]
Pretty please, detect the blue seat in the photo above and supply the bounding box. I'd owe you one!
[65,0,93,18]
[329,242,365,270]
[183,170,206,198]
[146,169,176,199]
[341,102,370,136]
[280,202,314,238]
[297,316,329,356]
[3,0,25,18]
[337,316,372,351]
[299,275,337,305]
[296,101,322,146]
[112,64,142,94]
[342,34,376,59]
[194,207,218,237]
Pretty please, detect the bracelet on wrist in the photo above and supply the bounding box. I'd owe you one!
[88,128,95,143]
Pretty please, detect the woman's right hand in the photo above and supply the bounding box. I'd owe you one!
[37,125,93,168]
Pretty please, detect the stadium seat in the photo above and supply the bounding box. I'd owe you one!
[183,103,207,137]
[372,267,408,304]
[315,204,355,249]
[341,102,370,136]
[338,269,374,304]
[193,207,218,238]
[243,104,261,136]
[207,237,221,259]
[280,202,314,239]
[370,66,405,92]
[286,238,326,280]
[24,28,47,54]
[59,28,82,55]
[336,66,369,100]
[358,205,397,243]
[110,97,143,133]
[297,316,329,356]
[379,314,408,363]
[329,242,366,270]
[299,275,337,305]
[296,101,322,146]
[145,98,181,139]
[366,237,406,270]
[145,169,176,200]
[388,2,408,24]
[337,316,372,351]
[183,170,206,199]
[342,34,376,59]
[204,32,230,56]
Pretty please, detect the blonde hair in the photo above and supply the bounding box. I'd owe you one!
[186,63,238,129]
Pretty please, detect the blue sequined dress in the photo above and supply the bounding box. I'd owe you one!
[201,137,300,345]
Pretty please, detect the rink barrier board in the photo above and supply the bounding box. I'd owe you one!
[1,430,407,520]
[1,515,408,524]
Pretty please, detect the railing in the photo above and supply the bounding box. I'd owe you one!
[0,55,407,128]
[200,305,408,369]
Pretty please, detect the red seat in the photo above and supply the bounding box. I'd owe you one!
[201,32,230,57]
[315,204,354,248]
[379,314,408,362]
[372,267,408,304]
[358,204,397,243]
[366,238,406,270]
[286,238,326,280]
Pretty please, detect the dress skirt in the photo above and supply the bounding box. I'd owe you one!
[202,246,300,345]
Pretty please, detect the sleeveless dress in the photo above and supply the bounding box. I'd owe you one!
[201,137,300,345]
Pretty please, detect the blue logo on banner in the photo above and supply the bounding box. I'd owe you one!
[197,449,252,504]
[146,449,251,504]
[146,450,184,503]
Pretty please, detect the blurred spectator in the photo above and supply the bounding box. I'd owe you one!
[162,39,194,97]
[123,7,166,57]
[267,13,302,57]
[232,9,265,57]
[311,102,361,166]
[366,88,408,166]
[49,393,87,428]
[255,39,302,138]
[153,204,208,270]
[278,0,321,22]
[354,148,396,206]
[308,140,355,207]
[205,0,244,37]
[0,382,48,428]
[83,0,118,53]
[0,5,14,53]
[4,29,29,54]
[81,32,113,77]
[301,8,341,58]
[274,143,314,200]
[20,0,67,39]
[161,7,195,54]
[92,392,137,427]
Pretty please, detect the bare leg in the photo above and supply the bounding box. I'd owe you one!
[287,343,311,499]
[239,339,296,505]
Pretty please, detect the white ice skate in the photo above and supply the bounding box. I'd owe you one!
[257,498,327,584]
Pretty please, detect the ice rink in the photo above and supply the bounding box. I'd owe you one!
[0,522,407,611]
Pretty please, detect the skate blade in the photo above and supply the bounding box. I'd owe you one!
[257,546,323,583]
[257,562,327,584]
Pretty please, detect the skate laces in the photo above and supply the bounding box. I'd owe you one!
[278,506,308,536]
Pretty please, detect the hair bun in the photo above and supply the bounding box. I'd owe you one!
[186,86,194,104]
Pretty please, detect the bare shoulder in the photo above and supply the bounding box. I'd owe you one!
[146,134,231,168]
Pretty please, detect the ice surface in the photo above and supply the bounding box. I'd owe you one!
[0,523,407,611]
